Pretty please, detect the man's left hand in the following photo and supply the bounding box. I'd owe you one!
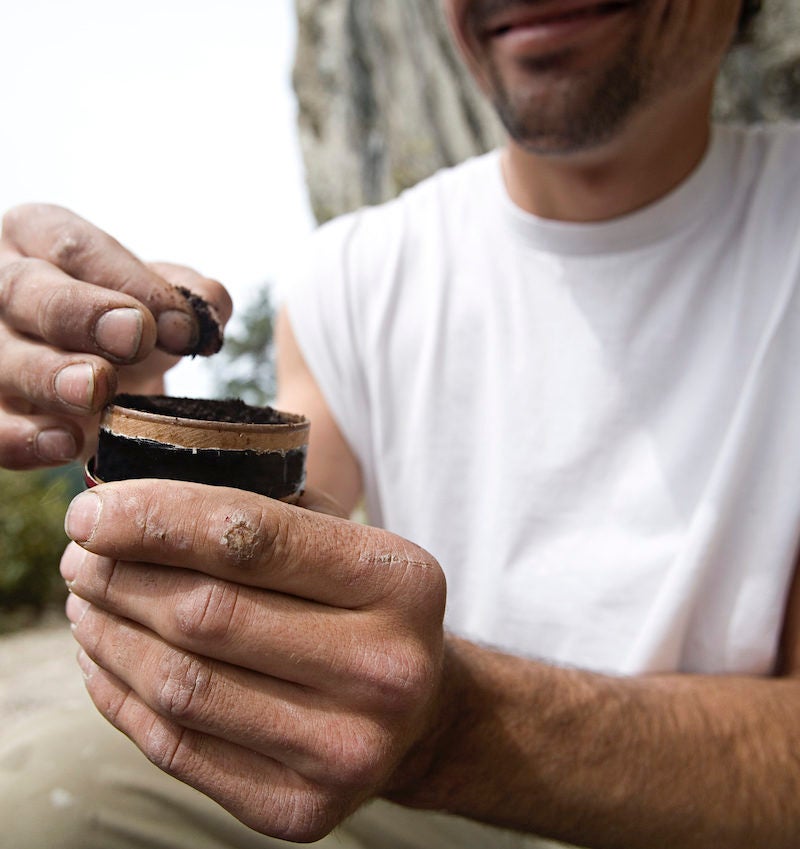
[61,480,448,842]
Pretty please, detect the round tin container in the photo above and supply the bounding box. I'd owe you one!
[87,394,309,502]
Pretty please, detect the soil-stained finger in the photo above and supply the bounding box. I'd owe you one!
[0,323,117,416]
[2,204,200,354]
[0,408,86,469]
[63,479,445,614]
[148,262,233,327]
[0,257,158,362]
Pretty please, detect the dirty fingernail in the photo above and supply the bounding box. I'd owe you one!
[35,428,78,462]
[55,363,95,410]
[157,309,197,353]
[94,308,143,361]
[66,593,91,626]
[65,491,102,543]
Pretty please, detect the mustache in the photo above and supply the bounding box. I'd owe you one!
[466,0,536,30]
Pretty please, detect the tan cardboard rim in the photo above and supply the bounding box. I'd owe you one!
[100,404,310,452]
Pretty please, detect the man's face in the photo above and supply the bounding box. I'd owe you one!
[443,0,742,155]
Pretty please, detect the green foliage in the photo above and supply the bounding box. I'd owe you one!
[214,284,276,406]
[0,465,80,631]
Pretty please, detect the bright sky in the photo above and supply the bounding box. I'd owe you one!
[0,0,315,396]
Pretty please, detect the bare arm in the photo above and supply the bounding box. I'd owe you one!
[274,307,362,514]
[386,557,800,849]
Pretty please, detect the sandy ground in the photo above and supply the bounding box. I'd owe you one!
[0,614,87,730]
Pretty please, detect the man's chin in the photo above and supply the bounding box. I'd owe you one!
[493,99,629,158]
[488,64,642,157]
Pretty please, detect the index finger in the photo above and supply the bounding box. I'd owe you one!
[64,480,441,611]
[2,204,199,355]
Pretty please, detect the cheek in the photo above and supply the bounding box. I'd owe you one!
[442,0,493,92]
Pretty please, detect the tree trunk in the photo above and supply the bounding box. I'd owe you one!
[293,0,800,223]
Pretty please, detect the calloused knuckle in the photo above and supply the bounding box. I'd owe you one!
[217,506,274,568]
[173,581,238,644]
[48,224,94,271]
[153,651,211,721]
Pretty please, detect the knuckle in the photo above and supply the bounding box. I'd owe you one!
[268,788,341,844]
[0,258,29,312]
[36,283,78,342]
[3,202,55,227]
[92,556,120,603]
[0,435,36,470]
[216,505,278,568]
[357,532,447,614]
[422,564,447,619]
[141,719,189,775]
[173,580,240,644]
[345,634,434,711]
[320,722,388,793]
[0,204,32,238]
[47,223,95,271]
[153,649,212,721]
[102,683,137,727]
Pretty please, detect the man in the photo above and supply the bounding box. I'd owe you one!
[0,1,795,847]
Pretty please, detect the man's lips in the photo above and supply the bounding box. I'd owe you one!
[470,0,638,60]
[480,0,636,39]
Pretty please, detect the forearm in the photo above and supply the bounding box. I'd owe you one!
[391,636,800,849]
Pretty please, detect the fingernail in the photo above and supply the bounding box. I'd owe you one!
[94,308,143,361]
[77,649,98,681]
[66,593,90,626]
[65,491,102,543]
[35,428,78,462]
[157,309,197,353]
[55,363,95,410]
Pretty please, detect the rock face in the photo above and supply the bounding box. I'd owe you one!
[293,0,800,222]
[716,0,800,121]
[293,0,501,221]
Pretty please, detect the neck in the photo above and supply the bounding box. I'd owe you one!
[502,86,715,223]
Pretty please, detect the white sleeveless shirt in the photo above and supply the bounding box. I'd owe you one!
[283,123,800,677]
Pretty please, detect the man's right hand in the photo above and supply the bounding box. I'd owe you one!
[0,204,232,470]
